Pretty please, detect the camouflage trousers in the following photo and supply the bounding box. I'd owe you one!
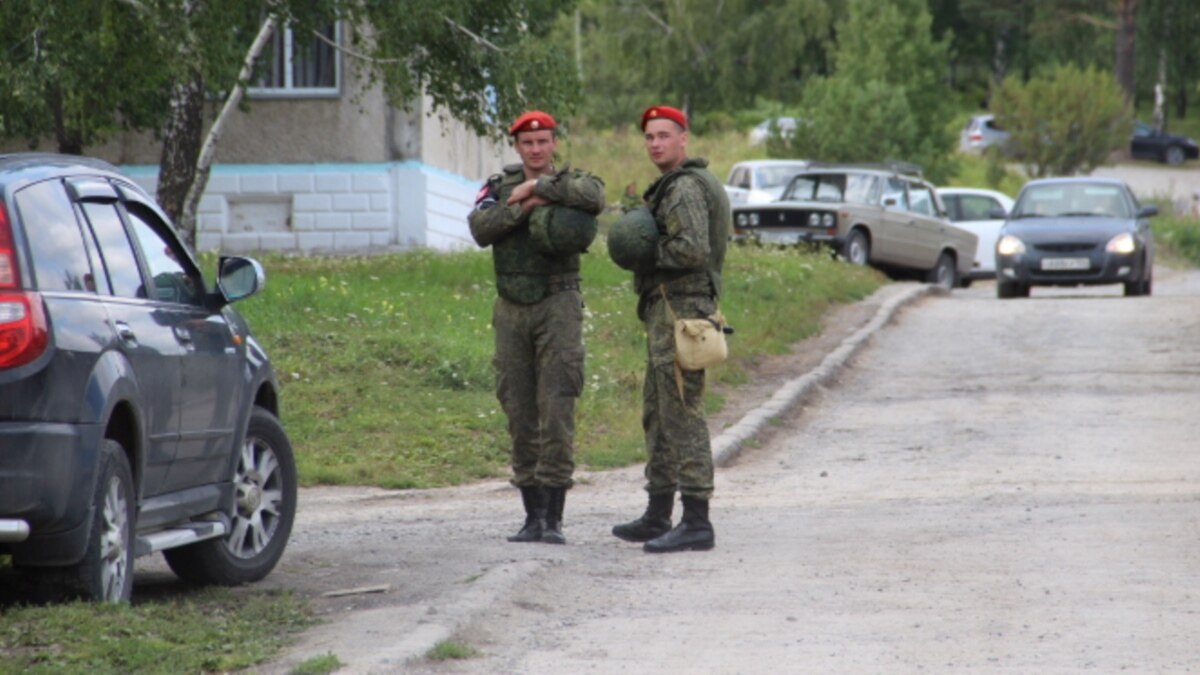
[641,292,715,500]
[492,290,585,489]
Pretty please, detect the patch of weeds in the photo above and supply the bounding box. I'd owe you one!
[291,652,342,674]
[426,640,480,661]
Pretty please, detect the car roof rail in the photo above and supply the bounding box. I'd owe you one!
[802,160,924,177]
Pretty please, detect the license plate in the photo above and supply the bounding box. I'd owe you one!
[1041,257,1090,271]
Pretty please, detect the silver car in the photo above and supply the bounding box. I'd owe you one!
[959,114,1010,154]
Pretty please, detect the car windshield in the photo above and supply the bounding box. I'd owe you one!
[1012,183,1132,219]
[755,166,804,190]
[783,173,877,204]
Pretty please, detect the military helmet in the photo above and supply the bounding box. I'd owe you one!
[529,205,598,256]
[607,207,659,272]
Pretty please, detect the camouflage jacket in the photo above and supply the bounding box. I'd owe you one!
[635,158,730,300]
[468,164,605,304]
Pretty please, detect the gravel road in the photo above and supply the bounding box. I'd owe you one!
[232,265,1200,674]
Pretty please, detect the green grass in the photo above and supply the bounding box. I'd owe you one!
[0,588,314,674]
[232,244,882,488]
[426,640,480,661]
[291,652,343,674]
[1153,213,1200,266]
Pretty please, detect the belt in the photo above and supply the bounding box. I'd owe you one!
[547,275,581,294]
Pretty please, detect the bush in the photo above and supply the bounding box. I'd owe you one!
[992,63,1132,177]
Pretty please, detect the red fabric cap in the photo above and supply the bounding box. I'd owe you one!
[641,106,688,131]
[509,111,557,136]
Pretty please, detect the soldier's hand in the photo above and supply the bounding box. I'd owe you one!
[506,179,539,205]
[519,194,550,213]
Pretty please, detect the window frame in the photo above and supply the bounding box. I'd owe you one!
[248,21,342,99]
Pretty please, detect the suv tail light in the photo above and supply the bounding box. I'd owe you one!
[0,201,48,368]
[0,292,48,368]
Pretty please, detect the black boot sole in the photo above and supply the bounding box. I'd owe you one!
[643,539,715,553]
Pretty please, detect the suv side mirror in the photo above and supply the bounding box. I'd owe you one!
[1137,205,1159,218]
[218,256,266,303]
[988,207,1008,220]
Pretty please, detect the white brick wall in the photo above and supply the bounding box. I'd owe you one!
[122,162,478,254]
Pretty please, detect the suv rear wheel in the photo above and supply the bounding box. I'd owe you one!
[65,440,135,602]
[164,407,296,585]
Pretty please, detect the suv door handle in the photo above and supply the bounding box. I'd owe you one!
[114,321,137,344]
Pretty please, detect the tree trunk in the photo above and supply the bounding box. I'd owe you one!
[157,70,205,243]
[177,16,277,244]
[1176,85,1187,120]
[1115,0,1138,104]
[989,33,1008,104]
[49,87,83,155]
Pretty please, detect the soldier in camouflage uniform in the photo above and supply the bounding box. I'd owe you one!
[611,105,730,553]
[468,111,605,545]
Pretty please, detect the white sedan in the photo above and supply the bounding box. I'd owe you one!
[724,159,809,207]
[937,187,1015,279]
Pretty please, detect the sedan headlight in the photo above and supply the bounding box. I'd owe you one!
[822,213,835,228]
[748,213,759,226]
[996,234,1026,256]
[736,213,748,227]
[1105,232,1137,254]
[808,213,820,227]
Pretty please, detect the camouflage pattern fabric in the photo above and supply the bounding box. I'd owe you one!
[636,157,730,500]
[493,290,585,488]
[467,162,605,489]
[469,164,606,305]
[641,292,716,498]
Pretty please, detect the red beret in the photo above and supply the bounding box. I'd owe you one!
[641,106,688,131]
[509,111,557,136]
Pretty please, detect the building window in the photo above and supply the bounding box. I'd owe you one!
[250,22,340,97]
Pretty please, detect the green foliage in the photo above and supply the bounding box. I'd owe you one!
[0,1,173,152]
[775,0,957,182]
[992,63,1133,177]
[568,0,834,127]
[0,588,313,674]
[346,0,582,140]
[1154,214,1200,267]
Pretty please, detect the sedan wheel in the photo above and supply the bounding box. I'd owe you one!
[844,230,870,266]
[1165,146,1185,166]
[163,407,297,586]
[926,252,957,290]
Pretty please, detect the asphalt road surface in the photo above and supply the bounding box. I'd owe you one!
[231,265,1200,674]
[384,268,1200,674]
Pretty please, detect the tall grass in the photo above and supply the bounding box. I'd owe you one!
[235,244,881,489]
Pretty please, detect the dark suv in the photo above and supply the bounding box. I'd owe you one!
[0,154,295,602]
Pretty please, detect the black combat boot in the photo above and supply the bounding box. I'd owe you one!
[542,486,567,545]
[612,492,674,543]
[507,486,546,543]
[643,495,714,553]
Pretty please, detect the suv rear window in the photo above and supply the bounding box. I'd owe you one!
[81,202,146,299]
[15,180,96,293]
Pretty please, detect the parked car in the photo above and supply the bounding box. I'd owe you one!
[0,153,296,602]
[1130,121,1199,165]
[937,187,1015,279]
[994,177,1156,298]
[731,165,978,289]
[724,159,810,207]
[959,114,1010,154]
[748,117,800,145]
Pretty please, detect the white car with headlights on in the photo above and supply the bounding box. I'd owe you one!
[994,177,1156,298]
